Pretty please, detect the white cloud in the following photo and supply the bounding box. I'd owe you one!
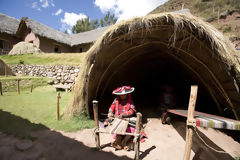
[61,12,87,26]
[31,0,54,10]
[40,0,49,8]
[94,0,168,22]
[60,12,88,34]
[53,8,63,16]
[31,2,41,11]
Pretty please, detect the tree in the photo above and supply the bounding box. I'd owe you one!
[100,11,117,27]
[72,17,99,33]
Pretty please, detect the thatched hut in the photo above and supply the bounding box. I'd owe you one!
[0,13,20,54]
[16,17,108,53]
[0,58,15,76]
[66,13,240,120]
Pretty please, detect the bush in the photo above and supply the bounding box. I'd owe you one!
[19,59,24,64]
[194,2,209,12]
[223,26,232,33]
[216,0,224,8]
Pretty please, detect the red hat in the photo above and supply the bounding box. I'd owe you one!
[112,86,135,95]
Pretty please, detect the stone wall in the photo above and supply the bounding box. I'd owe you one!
[10,64,80,86]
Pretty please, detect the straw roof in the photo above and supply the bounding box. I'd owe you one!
[0,58,15,76]
[71,26,109,46]
[66,12,240,119]
[17,17,71,45]
[16,17,108,46]
[0,13,19,35]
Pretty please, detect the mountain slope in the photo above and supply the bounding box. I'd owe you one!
[150,0,240,50]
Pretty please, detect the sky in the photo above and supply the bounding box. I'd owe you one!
[0,0,168,34]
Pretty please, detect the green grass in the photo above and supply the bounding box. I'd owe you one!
[0,76,50,92]
[0,85,94,139]
[0,53,86,65]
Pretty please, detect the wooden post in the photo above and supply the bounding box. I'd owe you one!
[134,112,142,160]
[183,85,198,160]
[17,80,20,94]
[5,65,7,77]
[57,92,61,120]
[0,82,3,96]
[92,100,101,150]
[30,81,33,93]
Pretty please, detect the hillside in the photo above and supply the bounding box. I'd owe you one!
[150,0,240,50]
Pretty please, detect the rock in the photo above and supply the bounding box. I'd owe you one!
[74,68,80,73]
[58,69,62,73]
[56,77,61,80]
[47,72,53,77]
[15,139,33,151]
[47,80,54,85]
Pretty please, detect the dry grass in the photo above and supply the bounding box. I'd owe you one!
[0,53,86,66]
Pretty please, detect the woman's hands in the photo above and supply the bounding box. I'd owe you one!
[117,114,123,119]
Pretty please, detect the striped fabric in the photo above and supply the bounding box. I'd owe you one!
[109,96,136,117]
[167,109,240,131]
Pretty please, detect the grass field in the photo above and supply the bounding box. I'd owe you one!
[0,76,50,92]
[0,53,86,65]
[0,85,94,139]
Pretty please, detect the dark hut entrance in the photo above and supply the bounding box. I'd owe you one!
[94,44,221,120]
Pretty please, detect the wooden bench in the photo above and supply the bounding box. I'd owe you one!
[53,84,71,92]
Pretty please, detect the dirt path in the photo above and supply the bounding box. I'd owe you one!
[0,118,239,160]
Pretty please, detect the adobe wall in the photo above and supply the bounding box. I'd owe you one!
[39,37,72,53]
[0,33,21,54]
[72,43,91,53]
[24,31,40,48]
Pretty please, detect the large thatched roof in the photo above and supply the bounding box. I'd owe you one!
[17,17,71,45]
[0,13,19,35]
[66,12,240,120]
[16,17,108,46]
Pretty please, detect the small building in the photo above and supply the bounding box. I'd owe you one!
[0,14,21,55]
[0,13,108,54]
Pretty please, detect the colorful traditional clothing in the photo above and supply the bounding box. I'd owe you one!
[108,94,136,118]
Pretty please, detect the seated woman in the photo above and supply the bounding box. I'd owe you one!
[107,86,136,150]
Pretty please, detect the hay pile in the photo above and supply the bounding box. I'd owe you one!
[9,42,42,55]
[0,59,15,76]
[65,12,240,119]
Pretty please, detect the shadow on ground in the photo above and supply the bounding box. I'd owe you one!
[0,109,131,160]
[170,116,235,160]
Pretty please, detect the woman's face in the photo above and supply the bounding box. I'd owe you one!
[119,94,127,100]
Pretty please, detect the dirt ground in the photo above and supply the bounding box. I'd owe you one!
[0,118,239,160]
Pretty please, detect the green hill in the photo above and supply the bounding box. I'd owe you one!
[150,0,240,49]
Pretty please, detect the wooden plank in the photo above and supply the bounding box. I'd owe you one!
[183,85,198,160]
[93,100,101,150]
[134,112,142,160]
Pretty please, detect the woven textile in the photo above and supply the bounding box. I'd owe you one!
[167,109,240,130]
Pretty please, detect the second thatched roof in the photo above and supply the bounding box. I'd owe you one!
[0,13,19,35]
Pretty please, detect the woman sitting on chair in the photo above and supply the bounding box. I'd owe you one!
[107,86,136,150]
